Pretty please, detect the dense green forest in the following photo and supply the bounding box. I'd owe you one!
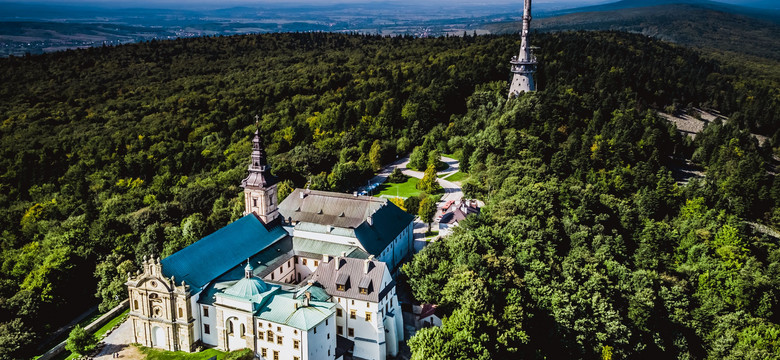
[0,31,778,359]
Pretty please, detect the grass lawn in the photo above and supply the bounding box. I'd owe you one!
[94,309,129,338]
[375,176,423,199]
[139,346,226,360]
[443,171,468,182]
[139,346,252,360]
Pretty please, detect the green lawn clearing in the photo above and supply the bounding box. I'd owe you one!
[443,171,467,182]
[95,309,129,338]
[139,345,253,360]
[374,176,423,199]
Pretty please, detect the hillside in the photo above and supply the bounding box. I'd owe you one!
[0,31,778,359]
[488,1,780,71]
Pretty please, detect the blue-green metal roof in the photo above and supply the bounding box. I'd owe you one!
[256,292,335,331]
[161,214,287,290]
[295,283,331,302]
[224,277,271,299]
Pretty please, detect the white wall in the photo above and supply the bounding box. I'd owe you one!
[265,257,297,283]
[256,319,305,360]
[304,315,336,360]
[200,304,217,346]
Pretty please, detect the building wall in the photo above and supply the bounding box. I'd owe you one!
[125,257,194,352]
[334,295,384,360]
[304,316,336,360]
[200,304,218,346]
[245,183,279,223]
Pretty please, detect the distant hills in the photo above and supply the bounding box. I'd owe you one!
[489,0,780,62]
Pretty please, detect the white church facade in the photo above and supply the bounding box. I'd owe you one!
[126,128,412,359]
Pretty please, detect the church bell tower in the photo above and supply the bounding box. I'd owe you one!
[508,0,537,97]
[241,116,279,223]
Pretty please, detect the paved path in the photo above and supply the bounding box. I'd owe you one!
[93,320,142,360]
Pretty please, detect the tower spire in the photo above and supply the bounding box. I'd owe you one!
[241,114,280,223]
[508,0,537,97]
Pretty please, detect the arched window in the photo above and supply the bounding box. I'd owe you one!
[240,324,245,337]
[133,300,138,310]
[178,308,183,318]
[228,320,234,335]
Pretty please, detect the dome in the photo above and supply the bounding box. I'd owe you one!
[224,276,270,299]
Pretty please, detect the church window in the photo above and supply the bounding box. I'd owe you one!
[294,339,300,349]
[337,308,342,317]
[365,312,371,322]
[348,328,354,337]
[153,307,161,317]
[203,306,209,317]
[241,324,245,337]
[178,308,183,318]
[228,321,234,335]
[350,310,356,319]
[133,300,138,310]
[204,324,210,334]
[267,330,274,342]
[252,198,257,207]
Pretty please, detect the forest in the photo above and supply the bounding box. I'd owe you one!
[0,30,778,359]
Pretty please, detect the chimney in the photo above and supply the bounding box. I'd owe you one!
[364,256,374,274]
[304,291,311,306]
[367,214,373,226]
[322,254,329,262]
[336,251,346,270]
[300,191,305,199]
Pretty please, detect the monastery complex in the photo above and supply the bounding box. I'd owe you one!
[125,128,414,360]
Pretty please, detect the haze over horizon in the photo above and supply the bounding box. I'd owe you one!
[0,0,775,10]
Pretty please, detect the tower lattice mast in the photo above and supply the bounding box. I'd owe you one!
[508,0,537,97]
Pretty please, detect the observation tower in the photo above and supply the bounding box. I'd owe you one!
[508,0,537,97]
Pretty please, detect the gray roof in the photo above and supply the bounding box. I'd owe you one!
[311,256,389,303]
[279,189,386,228]
[441,203,480,225]
[279,189,414,255]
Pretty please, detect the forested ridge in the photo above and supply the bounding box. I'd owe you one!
[0,31,777,359]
